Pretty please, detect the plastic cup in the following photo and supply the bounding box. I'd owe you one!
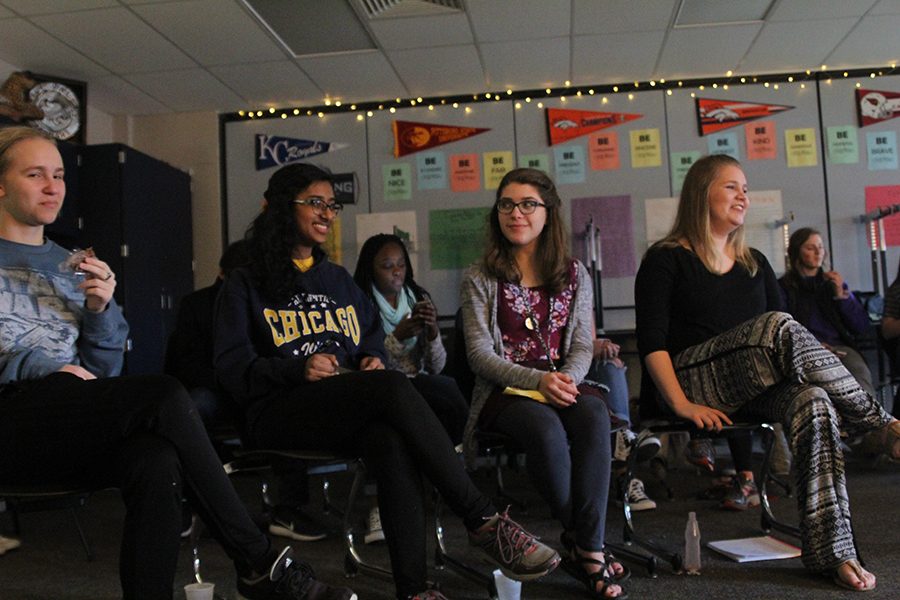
[492,569,522,600]
[184,582,215,600]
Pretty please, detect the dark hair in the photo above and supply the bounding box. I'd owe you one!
[353,233,428,306]
[481,167,571,294]
[245,163,334,300]
[657,154,758,276]
[782,227,823,290]
[0,126,56,177]
[219,240,250,276]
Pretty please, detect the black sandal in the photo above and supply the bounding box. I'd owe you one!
[561,552,629,599]
[560,532,631,583]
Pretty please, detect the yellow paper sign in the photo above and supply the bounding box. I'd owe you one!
[483,151,514,189]
[323,218,341,265]
[785,128,818,167]
[630,128,662,168]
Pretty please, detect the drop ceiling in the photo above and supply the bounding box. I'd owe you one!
[0,0,897,116]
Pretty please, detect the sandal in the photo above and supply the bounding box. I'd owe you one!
[561,552,629,599]
[831,559,876,592]
[560,532,631,582]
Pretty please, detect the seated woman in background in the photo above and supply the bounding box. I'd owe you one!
[779,227,874,396]
[635,153,899,592]
[214,163,559,600]
[353,233,468,444]
[461,168,627,599]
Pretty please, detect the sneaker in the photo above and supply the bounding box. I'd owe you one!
[619,477,657,511]
[685,438,716,472]
[613,428,661,463]
[269,506,328,542]
[720,475,761,511]
[364,506,384,545]
[0,535,21,556]
[468,509,560,581]
[237,546,357,600]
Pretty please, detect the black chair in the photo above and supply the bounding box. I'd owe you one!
[0,483,98,561]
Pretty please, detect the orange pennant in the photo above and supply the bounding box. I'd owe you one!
[545,108,642,145]
[696,98,793,136]
[393,121,490,157]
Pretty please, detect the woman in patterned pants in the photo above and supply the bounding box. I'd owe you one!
[635,154,899,592]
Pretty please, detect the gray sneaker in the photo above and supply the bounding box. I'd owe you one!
[468,509,560,581]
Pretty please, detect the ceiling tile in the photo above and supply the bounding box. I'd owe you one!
[573,0,677,34]
[0,0,117,15]
[676,0,771,25]
[0,17,109,78]
[467,0,569,42]
[870,0,900,14]
[388,44,485,97]
[368,12,472,50]
[825,14,900,66]
[210,60,320,106]
[481,38,569,90]
[124,68,245,112]
[740,19,859,73]
[657,23,762,79]
[32,7,196,73]
[133,0,286,66]
[296,52,407,104]
[770,0,878,21]
[89,74,169,115]
[573,31,665,83]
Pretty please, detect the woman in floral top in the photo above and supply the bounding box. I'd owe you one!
[460,168,626,599]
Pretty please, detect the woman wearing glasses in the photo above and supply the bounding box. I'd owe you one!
[214,163,560,600]
[460,168,626,599]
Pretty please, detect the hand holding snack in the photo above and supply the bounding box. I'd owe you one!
[64,248,116,313]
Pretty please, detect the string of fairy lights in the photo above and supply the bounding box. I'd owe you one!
[222,64,899,124]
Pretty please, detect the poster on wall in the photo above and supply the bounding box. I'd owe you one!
[588,131,620,171]
[630,128,662,168]
[570,196,636,278]
[393,120,489,157]
[450,153,481,192]
[545,107,642,145]
[865,185,900,246]
[553,145,586,184]
[866,131,898,171]
[707,132,740,159]
[483,151,514,189]
[382,163,412,201]
[670,151,701,193]
[519,153,550,172]
[856,89,900,127]
[695,97,793,136]
[356,210,419,253]
[785,128,818,167]
[826,125,859,164]
[745,121,777,160]
[416,151,448,190]
[429,207,491,269]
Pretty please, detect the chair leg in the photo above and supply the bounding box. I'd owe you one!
[758,423,801,539]
[69,506,94,562]
[433,491,497,599]
[342,461,392,582]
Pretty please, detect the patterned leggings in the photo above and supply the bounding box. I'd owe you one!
[671,311,892,571]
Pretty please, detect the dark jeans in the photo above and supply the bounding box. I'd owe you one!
[410,373,469,444]
[489,391,612,551]
[0,373,274,600]
[249,369,495,598]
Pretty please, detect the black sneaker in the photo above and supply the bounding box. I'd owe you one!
[269,506,328,542]
[468,509,560,581]
[237,546,356,600]
[719,475,760,511]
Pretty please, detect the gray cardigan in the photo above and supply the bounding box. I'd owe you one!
[458,261,595,466]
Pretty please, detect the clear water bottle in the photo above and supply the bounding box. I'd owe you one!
[683,511,702,575]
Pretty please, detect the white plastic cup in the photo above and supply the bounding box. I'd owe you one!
[492,569,522,600]
[184,582,215,600]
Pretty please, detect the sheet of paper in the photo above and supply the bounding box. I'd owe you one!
[707,536,801,563]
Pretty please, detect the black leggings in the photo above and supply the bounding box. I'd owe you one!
[0,373,275,600]
[249,369,496,598]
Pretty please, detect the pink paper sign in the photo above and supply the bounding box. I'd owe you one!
[450,153,481,192]
[745,120,777,160]
[588,131,620,171]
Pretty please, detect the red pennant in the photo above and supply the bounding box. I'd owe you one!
[857,89,900,127]
[696,98,794,136]
[545,108,642,145]
[392,121,490,157]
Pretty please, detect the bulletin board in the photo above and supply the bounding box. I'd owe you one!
[222,73,900,331]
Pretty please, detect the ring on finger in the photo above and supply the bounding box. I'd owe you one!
[104,271,113,281]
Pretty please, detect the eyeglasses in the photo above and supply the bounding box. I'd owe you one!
[292,197,344,215]
[495,199,546,215]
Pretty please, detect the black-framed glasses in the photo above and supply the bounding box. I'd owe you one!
[496,199,546,215]
[292,197,344,215]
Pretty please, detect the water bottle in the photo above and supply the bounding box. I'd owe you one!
[683,511,701,575]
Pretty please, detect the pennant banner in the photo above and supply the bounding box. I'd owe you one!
[393,120,489,157]
[545,108,642,145]
[857,88,900,127]
[695,98,794,136]
[255,134,347,170]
